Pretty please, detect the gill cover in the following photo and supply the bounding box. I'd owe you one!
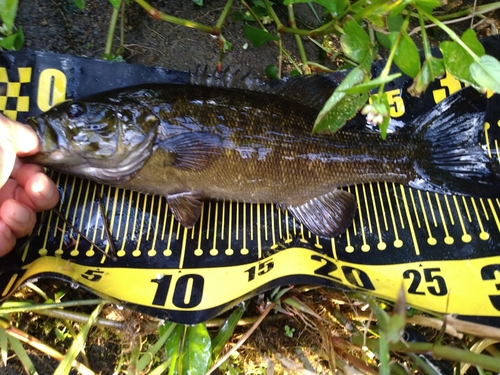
[29,99,160,183]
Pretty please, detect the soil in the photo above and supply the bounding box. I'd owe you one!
[17,0,330,75]
[3,0,500,374]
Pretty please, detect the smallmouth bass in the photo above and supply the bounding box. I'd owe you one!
[25,77,500,238]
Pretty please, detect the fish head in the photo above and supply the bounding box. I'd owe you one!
[26,99,159,183]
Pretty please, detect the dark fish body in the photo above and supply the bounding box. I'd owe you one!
[25,78,500,237]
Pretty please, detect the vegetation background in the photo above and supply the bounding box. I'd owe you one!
[1,0,500,374]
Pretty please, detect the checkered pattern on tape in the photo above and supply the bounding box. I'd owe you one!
[0,67,32,120]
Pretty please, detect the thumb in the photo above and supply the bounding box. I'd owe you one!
[0,114,39,156]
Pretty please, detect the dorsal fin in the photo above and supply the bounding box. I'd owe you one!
[188,66,345,111]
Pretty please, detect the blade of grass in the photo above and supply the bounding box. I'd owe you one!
[8,336,38,375]
[137,322,178,372]
[0,319,93,375]
[54,301,105,375]
[206,302,276,375]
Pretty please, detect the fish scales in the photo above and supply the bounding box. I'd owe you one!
[25,78,500,237]
[123,85,418,204]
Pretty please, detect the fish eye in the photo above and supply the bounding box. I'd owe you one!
[67,103,85,119]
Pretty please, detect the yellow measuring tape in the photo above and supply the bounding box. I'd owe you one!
[0,51,499,324]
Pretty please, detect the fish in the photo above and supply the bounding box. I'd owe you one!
[24,74,500,238]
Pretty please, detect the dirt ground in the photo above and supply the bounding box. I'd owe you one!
[17,0,330,75]
[4,0,500,374]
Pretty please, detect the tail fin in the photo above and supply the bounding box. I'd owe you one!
[408,87,500,198]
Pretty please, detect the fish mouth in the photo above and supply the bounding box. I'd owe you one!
[26,115,71,163]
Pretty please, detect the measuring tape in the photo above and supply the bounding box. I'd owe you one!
[0,50,499,325]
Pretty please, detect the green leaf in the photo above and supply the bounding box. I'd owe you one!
[414,0,441,13]
[109,0,122,9]
[0,27,23,50]
[192,0,203,6]
[470,55,500,93]
[138,322,178,372]
[440,40,475,86]
[343,73,402,94]
[183,324,211,375]
[341,19,371,64]
[164,323,184,363]
[389,31,421,78]
[440,29,485,86]
[461,28,485,57]
[12,26,23,50]
[408,56,445,97]
[313,67,367,133]
[243,24,279,48]
[376,13,403,49]
[284,0,348,16]
[73,0,86,10]
[265,65,279,79]
[212,304,246,359]
[0,0,18,33]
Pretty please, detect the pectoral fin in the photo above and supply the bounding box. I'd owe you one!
[280,189,357,238]
[158,132,222,171]
[167,191,203,228]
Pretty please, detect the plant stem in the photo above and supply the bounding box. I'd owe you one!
[418,7,480,62]
[351,336,500,372]
[377,12,411,96]
[435,2,500,21]
[418,11,432,60]
[104,4,120,56]
[216,0,234,29]
[0,299,105,313]
[134,0,217,34]
[287,4,309,73]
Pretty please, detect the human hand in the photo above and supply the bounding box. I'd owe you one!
[0,114,59,257]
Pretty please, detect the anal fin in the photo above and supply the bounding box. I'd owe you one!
[167,191,203,228]
[281,189,357,238]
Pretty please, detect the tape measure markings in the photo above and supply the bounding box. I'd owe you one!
[149,196,162,256]
[434,193,453,245]
[444,195,455,227]
[16,252,500,316]
[480,198,489,222]
[452,195,472,243]
[257,203,263,259]
[485,122,492,159]
[377,182,389,231]
[355,185,370,252]
[409,189,421,229]
[400,186,420,255]
[220,200,226,241]
[393,183,405,230]
[488,199,500,233]
[470,197,490,241]
[194,201,205,256]
[88,181,100,257]
[362,184,373,233]
[417,190,435,246]
[270,204,277,249]
[385,182,403,248]
[372,182,386,251]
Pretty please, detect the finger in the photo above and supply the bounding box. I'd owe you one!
[0,114,39,156]
[24,172,60,211]
[0,173,59,212]
[0,220,16,258]
[0,199,37,238]
[10,161,45,187]
[0,138,16,188]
